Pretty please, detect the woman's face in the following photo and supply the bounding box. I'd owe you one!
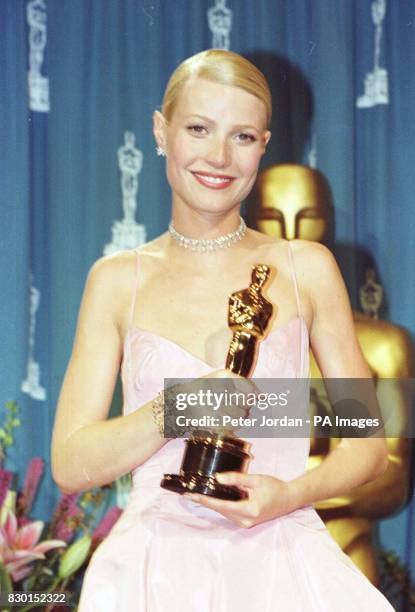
[154,77,271,216]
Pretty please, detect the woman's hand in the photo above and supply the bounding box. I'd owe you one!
[170,370,258,436]
[184,471,299,528]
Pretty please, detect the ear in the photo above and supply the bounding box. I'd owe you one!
[153,110,167,150]
[263,130,271,147]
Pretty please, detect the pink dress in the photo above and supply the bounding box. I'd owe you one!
[78,247,394,612]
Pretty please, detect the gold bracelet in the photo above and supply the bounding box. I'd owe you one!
[152,389,178,438]
[152,391,165,437]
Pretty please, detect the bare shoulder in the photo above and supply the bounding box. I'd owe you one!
[87,235,167,291]
[288,239,341,288]
[247,231,336,274]
[84,237,168,326]
[288,239,336,268]
[286,239,352,331]
[87,249,137,294]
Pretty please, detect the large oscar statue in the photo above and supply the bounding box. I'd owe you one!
[252,163,414,586]
[161,264,273,501]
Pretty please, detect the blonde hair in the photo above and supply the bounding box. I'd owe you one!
[162,49,272,126]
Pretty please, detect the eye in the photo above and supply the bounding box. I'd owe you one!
[187,125,208,136]
[235,132,257,144]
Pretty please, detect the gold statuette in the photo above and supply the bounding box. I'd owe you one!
[226,264,273,376]
[160,264,274,501]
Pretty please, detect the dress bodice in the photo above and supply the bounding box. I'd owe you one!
[121,316,311,492]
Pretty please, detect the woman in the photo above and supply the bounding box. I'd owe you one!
[52,50,393,611]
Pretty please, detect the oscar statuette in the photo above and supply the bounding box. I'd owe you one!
[160,265,274,501]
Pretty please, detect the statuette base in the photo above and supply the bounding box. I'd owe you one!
[160,432,251,501]
[161,472,246,501]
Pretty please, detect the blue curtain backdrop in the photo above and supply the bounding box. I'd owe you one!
[1,0,414,594]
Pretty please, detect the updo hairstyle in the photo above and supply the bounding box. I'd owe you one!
[161,49,272,127]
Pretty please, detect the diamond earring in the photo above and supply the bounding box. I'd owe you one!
[156,146,166,157]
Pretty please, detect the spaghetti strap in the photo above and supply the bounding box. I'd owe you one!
[128,249,140,330]
[286,240,302,318]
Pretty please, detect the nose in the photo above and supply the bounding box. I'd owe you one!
[206,135,231,169]
[284,213,297,240]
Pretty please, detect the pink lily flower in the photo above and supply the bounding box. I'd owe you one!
[0,510,66,582]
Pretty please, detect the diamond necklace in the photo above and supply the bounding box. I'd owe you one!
[168,217,247,252]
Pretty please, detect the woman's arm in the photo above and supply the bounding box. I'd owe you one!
[51,255,168,494]
[183,241,389,528]
[288,240,388,508]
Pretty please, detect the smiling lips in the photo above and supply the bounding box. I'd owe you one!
[191,171,235,190]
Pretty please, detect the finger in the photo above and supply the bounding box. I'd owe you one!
[184,492,248,512]
[215,471,259,488]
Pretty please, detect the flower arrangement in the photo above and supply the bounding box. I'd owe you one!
[0,401,124,610]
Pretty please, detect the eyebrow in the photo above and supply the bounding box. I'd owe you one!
[185,114,262,132]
